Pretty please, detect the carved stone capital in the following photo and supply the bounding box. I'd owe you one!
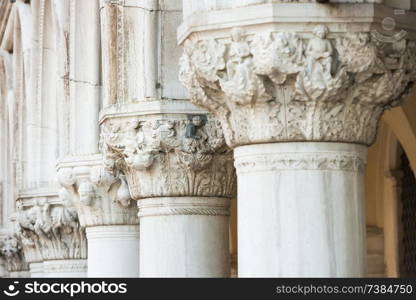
[56,158,139,227]
[179,26,416,148]
[13,196,87,263]
[100,114,236,200]
[0,234,29,272]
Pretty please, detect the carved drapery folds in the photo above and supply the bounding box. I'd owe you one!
[13,197,86,263]
[56,164,139,227]
[179,26,416,148]
[0,235,28,272]
[100,115,236,200]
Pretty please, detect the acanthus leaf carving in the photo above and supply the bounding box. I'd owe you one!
[14,196,86,262]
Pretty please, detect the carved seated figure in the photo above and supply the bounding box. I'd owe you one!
[305,24,333,87]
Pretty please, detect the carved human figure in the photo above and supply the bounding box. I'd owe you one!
[227,27,251,79]
[221,28,271,105]
[184,116,209,153]
[305,25,333,88]
[33,201,52,240]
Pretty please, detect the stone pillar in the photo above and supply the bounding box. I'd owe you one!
[57,162,140,278]
[138,197,230,277]
[235,142,367,276]
[179,2,416,277]
[99,0,236,277]
[100,112,236,277]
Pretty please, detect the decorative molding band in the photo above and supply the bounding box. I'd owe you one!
[86,225,140,240]
[99,100,207,123]
[235,152,367,174]
[138,197,231,217]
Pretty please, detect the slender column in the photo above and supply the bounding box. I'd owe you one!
[179,2,416,277]
[99,0,235,277]
[100,113,236,277]
[235,142,367,277]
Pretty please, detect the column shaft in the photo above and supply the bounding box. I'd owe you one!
[138,197,230,277]
[235,142,367,277]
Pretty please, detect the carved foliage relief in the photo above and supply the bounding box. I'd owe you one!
[100,116,236,200]
[179,26,416,147]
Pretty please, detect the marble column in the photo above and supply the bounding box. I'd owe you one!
[179,1,416,277]
[100,110,236,277]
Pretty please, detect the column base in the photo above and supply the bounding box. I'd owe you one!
[86,225,140,278]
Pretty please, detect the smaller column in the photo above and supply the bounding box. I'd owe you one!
[100,113,236,277]
[139,197,230,277]
[86,225,140,277]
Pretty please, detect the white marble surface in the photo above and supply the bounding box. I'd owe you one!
[234,142,368,277]
[86,225,140,278]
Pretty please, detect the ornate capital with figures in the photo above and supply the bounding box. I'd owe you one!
[179,25,416,148]
[0,235,28,272]
[100,114,236,200]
